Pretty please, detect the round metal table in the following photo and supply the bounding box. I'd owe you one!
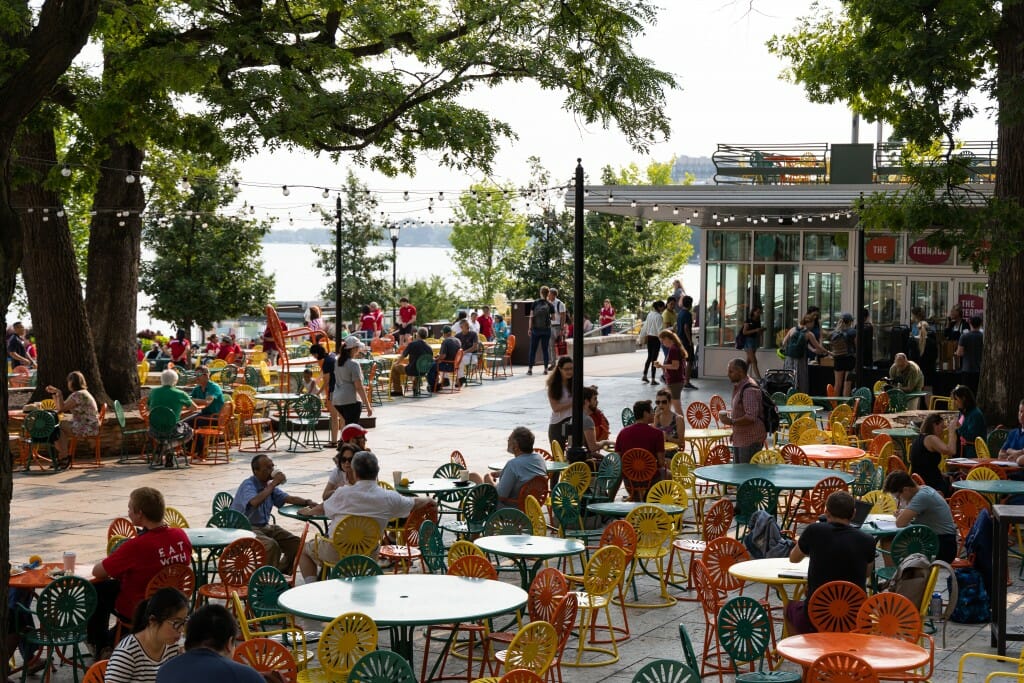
[8,563,98,590]
[473,535,585,588]
[778,405,823,416]
[278,574,527,667]
[396,478,476,495]
[728,557,809,633]
[684,428,733,465]
[777,632,929,673]
[258,393,303,452]
[860,514,900,539]
[586,501,686,518]
[694,464,855,489]
[184,527,256,585]
[799,444,867,468]
[952,479,1024,496]
[278,504,331,536]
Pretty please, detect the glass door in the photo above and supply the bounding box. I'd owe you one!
[865,278,904,363]
[805,270,844,331]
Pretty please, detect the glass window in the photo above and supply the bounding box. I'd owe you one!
[803,232,849,261]
[864,233,903,265]
[909,280,949,326]
[753,232,799,262]
[753,265,800,349]
[866,278,904,361]
[707,231,751,262]
[704,263,753,347]
[806,272,843,331]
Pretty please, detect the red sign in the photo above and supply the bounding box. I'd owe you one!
[958,294,984,320]
[865,236,896,262]
[907,238,950,265]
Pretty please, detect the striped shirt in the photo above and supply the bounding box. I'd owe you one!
[105,633,181,683]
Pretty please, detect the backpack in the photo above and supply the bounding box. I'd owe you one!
[743,384,781,435]
[531,299,551,330]
[963,507,993,595]
[884,552,931,608]
[784,327,808,358]
[743,509,794,559]
[950,566,991,623]
[735,328,745,350]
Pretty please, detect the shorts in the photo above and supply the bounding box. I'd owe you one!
[667,382,683,400]
[398,324,414,336]
[833,355,855,371]
[743,338,759,352]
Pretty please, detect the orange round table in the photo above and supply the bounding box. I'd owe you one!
[9,563,97,590]
[777,632,929,673]
[799,444,866,469]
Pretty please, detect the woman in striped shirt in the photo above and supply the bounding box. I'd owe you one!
[105,587,188,683]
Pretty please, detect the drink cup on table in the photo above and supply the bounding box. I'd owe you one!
[393,471,402,487]
[63,551,76,573]
[458,469,470,483]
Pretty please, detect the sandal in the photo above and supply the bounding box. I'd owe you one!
[325,441,338,449]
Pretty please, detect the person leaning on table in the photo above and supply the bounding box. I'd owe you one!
[883,470,958,563]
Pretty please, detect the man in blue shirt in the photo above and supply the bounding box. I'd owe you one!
[231,454,315,571]
[188,366,225,417]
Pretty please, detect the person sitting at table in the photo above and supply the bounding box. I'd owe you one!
[952,384,986,458]
[45,370,100,469]
[201,334,220,364]
[565,387,614,466]
[89,487,192,658]
[105,587,189,683]
[909,413,957,497]
[148,369,200,464]
[155,604,267,683]
[614,400,667,487]
[472,426,549,506]
[785,491,877,635]
[215,335,240,363]
[1000,399,1024,465]
[426,325,460,391]
[297,451,437,580]
[455,318,480,387]
[168,329,191,368]
[145,341,168,365]
[883,470,958,563]
[182,366,225,455]
[888,353,924,408]
[323,443,358,500]
[390,326,433,396]
[652,387,686,447]
[231,455,316,572]
[493,314,509,342]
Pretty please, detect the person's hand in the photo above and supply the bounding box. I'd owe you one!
[366,406,373,416]
[45,385,58,394]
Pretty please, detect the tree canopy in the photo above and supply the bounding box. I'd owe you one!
[449,182,528,304]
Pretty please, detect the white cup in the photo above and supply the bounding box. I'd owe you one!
[393,471,402,486]
[458,469,470,483]
[63,551,76,573]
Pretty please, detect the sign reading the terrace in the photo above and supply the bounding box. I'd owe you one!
[866,236,896,262]
[908,238,951,265]
[958,294,984,320]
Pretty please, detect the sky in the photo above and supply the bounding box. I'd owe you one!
[232,1,999,228]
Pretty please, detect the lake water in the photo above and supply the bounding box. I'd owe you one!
[138,242,701,329]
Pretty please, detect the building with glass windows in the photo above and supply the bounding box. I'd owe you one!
[575,142,993,380]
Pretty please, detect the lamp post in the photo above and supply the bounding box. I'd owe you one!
[389,222,400,329]
[567,160,587,464]
[335,195,342,351]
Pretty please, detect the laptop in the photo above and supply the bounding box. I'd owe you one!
[850,499,874,528]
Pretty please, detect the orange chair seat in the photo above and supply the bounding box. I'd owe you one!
[198,584,248,601]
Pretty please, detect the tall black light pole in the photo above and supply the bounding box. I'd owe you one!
[389,222,400,328]
[335,194,343,351]
[854,193,865,391]
[567,160,587,463]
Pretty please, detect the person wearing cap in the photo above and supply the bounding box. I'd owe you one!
[830,312,857,396]
[332,336,372,427]
[340,423,368,450]
[427,325,461,391]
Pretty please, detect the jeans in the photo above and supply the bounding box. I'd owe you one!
[528,329,551,370]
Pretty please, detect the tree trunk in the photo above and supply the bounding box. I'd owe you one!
[12,127,108,404]
[85,141,145,404]
[981,2,1024,426]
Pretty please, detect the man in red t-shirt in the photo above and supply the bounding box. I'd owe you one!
[168,329,191,368]
[369,301,385,335]
[614,400,667,499]
[88,487,191,654]
[478,305,495,341]
[396,297,417,345]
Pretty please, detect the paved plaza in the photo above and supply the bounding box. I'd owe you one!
[9,352,1023,681]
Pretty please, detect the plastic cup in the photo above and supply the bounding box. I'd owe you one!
[63,551,76,573]
[458,469,470,483]
[393,471,402,486]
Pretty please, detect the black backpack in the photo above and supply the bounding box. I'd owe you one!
[784,327,808,358]
[742,384,781,435]
[532,299,551,330]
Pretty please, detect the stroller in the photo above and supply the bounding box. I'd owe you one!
[761,369,796,396]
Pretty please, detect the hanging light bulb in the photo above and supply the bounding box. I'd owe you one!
[630,200,637,208]
[249,205,255,215]
[61,163,71,177]
[778,217,784,224]
[201,221,208,228]
[182,176,191,191]
[282,185,290,196]
[57,210,65,217]
[322,188,329,198]
[119,219,126,226]
[232,179,240,190]
[403,190,409,201]
[672,207,679,215]
[652,204,659,212]
[634,218,643,233]
[584,188,590,198]
[692,210,699,218]
[438,192,444,201]
[712,212,718,220]
[607,192,614,204]
[125,172,136,184]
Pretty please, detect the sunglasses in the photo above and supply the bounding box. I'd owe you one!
[655,399,668,405]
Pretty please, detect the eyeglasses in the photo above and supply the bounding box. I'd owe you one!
[167,618,187,631]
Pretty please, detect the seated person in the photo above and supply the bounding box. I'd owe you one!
[888,353,924,408]
[105,587,188,683]
[1000,398,1024,466]
[883,470,957,563]
[565,387,613,466]
[477,427,548,507]
[785,491,877,634]
[614,400,667,493]
[455,319,480,386]
[493,314,509,342]
[201,334,220,364]
[426,325,460,390]
[145,342,168,365]
[909,414,956,496]
[297,451,436,580]
[89,487,192,657]
[155,605,267,683]
[389,327,433,395]
[323,443,358,500]
[147,369,199,454]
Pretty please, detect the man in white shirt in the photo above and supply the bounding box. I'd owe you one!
[547,287,567,362]
[296,451,436,580]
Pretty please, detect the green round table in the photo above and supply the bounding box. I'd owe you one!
[184,527,256,586]
[952,479,1024,496]
[778,405,823,416]
[473,535,585,588]
[586,502,686,518]
[278,504,331,536]
[277,574,527,667]
[872,427,919,460]
[396,478,476,495]
[258,393,303,452]
[488,459,569,473]
[694,464,854,490]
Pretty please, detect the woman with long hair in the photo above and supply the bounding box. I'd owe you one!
[654,329,687,414]
[740,305,765,382]
[652,387,686,446]
[638,300,665,383]
[104,587,188,683]
[952,384,985,458]
[45,371,99,468]
[909,413,956,496]
[323,443,358,500]
[546,356,574,450]
[332,336,373,426]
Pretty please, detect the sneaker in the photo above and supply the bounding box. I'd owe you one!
[641,377,649,383]
[685,382,699,389]
[527,368,533,375]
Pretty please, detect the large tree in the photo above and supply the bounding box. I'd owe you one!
[450,182,528,303]
[768,1,1023,425]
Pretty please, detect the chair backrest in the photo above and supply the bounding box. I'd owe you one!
[702,498,735,541]
[247,566,290,618]
[528,567,569,622]
[677,624,701,676]
[503,620,558,676]
[890,525,939,564]
[807,476,850,515]
[163,506,189,528]
[886,454,907,474]
[788,416,817,445]
[107,517,138,541]
[873,392,889,414]
[600,519,637,562]
[750,448,783,465]
[886,388,908,413]
[780,443,808,466]
[849,460,877,497]
[831,404,855,429]
[550,440,565,463]
[705,444,732,465]
[717,595,774,670]
[145,563,195,601]
[798,428,831,446]
[670,451,696,490]
[807,580,867,633]
[593,452,623,499]
[625,504,674,557]
[293,392,321,419]
[948,489,990,539]
[854,591,923,641]
[621,407,635,427]
[331,515,382,557]
[632,659,700,683]
[708,395,728,426]
[581,545,626,596]
[967,463,1005,480]
[212,491,235,516]
[217,538,268,587]
[450,450,468,467]
[686,401,713,429]
[329,555,384,580]
[703,536,751,592]
[621,448,658,501]
[113,400,128,429]
[862,415,893,444]
[535,447,553,462]
[523,495,547,536]
[418,520,447,574]
[484,508,533,536]
[448,554,498,580]
[516,475,550,512]
[852,387,873,416]
[806,652,879,683]
[787,392,813,406]
[735,477,779,524]
[234,392,257,420]
[346,649,416,683]
[233,638,299,683]
[561,463,592,497]
[317,611,378,677]
[646,479,687,507]
[207,508,252,530]
[550,482,583,532]
[82,659,108,683]
[447,540,485,565]
[986,428,1010,458]
[860,489,896,514]
[36,576,97,641]
[460,482,499,524]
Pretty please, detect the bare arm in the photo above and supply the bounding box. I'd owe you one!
[789,543,806,563]
[353,376,373,416]
[806,331,830,355]
[895,508,918,528]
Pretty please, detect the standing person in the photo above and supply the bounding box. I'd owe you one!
[358,305,376,340]
[956,315,984,394]
[614,400,667,491]
[45,371,100,468]
[547,288,567,365]
[455,318,480,386]
[369,301,385,337]
[653,329,687,414]
[599,299,616,336]
[652,387,686,447]
[671,278,685,302]
[785,491,877,634]
[829,312,857,395]
[309,343,339,447]
[884,471,958,563]
[952,384,986,458]
[909,414,957,497]
[945,304,969,343]
[6,321,33,368]
[781,314,831,394]
[661,296,678,338]
[546,356,574,450]
[231,455,316,572]
[719,358,766,463]
[526,286,553,375]
[168,329,191,368]
[638,300,665,384]
[332,336,372,426]
[396,296,417,345]
[155,605,264,683]
[676,295,698,389]
[105,588,189,683]
[478,305,495,341]
[89,488,192,657]
[740,305,765,382]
